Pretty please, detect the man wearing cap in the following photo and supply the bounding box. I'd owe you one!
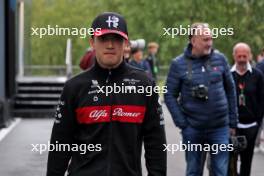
[47,12,166,176]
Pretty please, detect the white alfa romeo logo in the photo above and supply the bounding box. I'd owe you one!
[106,16,119,28]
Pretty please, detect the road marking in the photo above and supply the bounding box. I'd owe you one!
[0,118,21,142]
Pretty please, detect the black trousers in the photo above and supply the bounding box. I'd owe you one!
[237,125,259,176]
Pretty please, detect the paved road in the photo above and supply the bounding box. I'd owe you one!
[0,105,263,176]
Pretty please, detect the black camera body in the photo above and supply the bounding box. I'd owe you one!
[191,84,209,101]
[230,136,247,153]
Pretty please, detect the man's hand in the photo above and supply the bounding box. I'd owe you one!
[229,128,236,136]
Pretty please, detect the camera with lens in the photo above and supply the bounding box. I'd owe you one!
[230,136,247,153]
[130,39,145,50]
[191,84,209,101]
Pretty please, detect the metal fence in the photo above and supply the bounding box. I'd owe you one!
[22,65,169,93]
[24,65,169,80]
[23,65,82,77]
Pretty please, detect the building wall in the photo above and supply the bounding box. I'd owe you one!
[0,0,6,99]
[0,0,6,127]
[0,0,17,127]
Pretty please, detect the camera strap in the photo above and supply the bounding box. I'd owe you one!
[186,58,193,82]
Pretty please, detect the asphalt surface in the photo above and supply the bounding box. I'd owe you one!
[0,105,264,176]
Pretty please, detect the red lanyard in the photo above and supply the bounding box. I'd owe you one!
[238,82,246,106]
[238,82,245,90]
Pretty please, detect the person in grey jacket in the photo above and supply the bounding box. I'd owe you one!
[164,23,238,176]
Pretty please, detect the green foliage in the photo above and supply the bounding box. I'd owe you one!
[28,0,264,73]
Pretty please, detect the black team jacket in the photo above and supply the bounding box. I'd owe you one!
[46,61,167,176]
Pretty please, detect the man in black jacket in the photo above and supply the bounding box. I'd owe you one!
[144,42,160,80]
[231,43,264,176]
[46,12,166,176]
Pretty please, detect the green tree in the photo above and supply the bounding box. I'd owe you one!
[28,0,264,76]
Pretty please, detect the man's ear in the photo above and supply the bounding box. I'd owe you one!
[191,37,195,46]
[89,38,94,48]
[232,53,235,61]
[124,39,129,46]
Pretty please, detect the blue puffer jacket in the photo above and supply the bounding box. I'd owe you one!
[164,43,238,129]
[256,60,264,74]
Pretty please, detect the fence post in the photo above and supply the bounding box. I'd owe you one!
[65,38,73,78]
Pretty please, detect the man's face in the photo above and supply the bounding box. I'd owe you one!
[90,34,127,69]
[148,47,158,55]
[191,27,213,56]
[233,46,250,66]
[133,50,143,62]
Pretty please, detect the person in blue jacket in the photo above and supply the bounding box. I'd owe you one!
[164,23,238,176]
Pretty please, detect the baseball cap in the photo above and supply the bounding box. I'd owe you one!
[91,12,128,40]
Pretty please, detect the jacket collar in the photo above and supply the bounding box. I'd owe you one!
[184,43,213,60]
[231,62,252,74]
[92,59,127,77]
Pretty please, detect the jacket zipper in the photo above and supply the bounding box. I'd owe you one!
[106,70,111,83]
[106,70,112,176]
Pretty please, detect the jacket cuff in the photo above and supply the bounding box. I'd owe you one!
[229,122,237,128]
